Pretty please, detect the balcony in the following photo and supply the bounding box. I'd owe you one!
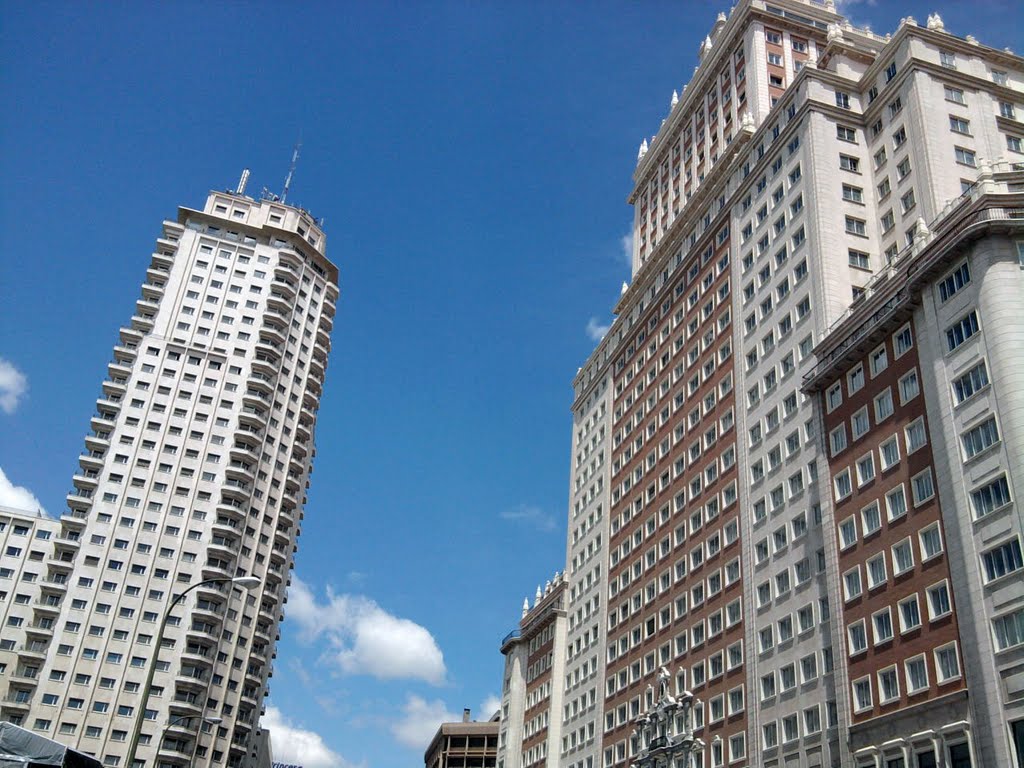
[238,407,267,430]
[102,378,127,398]
[131,314,155,333]
[71,471,99,490]
[201,560,234,581]
[319,313,334,333]
[151,250,174,269]
[226,462,254,484]
[266,292,291,312]
[119,325,143,345]
[0,697,32,711]
[66,488,94,511]
[46,554,76,572]
[254,342,281,364]
[59,511,88,529]
[216,501,247,523]
[90,412,116,432]
[259,324,286,346]
[111,344,137,363]
[108,359,132,378]
[208,536,239,558]
[270,277,297,299]
[33,600,62,616]
[264,306,291,326]
[141,279,165,299]
[309,356,325,379]
[247,372,274,394]
[274,261,299,280]
[220,484,249,505]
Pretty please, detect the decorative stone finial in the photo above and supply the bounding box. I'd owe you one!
[621,281,629,296]
[740,111,755,131]
[827,23,844,42]
[926,13,945,31]
[535,585,542,602]
[522,598,529,617]
[671,90,679,107]
[915,217,930,238]
[966,35,979,45]
[824,0,836,10]
[637,139,649,161]
[717,11,727,23]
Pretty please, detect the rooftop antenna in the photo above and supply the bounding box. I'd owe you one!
[281,141,301,204]
[235,168,251,195]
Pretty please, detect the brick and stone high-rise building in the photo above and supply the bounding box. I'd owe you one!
[498,2,1023,768]
[0,185,338,768]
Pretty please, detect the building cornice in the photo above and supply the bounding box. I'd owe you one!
[802,170,1024,392]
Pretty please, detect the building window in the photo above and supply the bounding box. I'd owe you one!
[970,475,1011,520]
[905,418,927,453]
[884,487,909,524]
[982,538,1024,583]
[954,147,977,167]
[839,155,860,173]
[845,216,866,236]
[944,85,966,104]
[899,369,919,403]
[993,609,1024,651]
[911,469,935,506]
[934,643,960,683]
[921,528,942,561]
[961,416,1000,460]
[949,115,971,135]
[852,677,873,712]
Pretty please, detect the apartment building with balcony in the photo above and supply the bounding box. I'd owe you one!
[494,2,1023,768]
[0,187,339,768]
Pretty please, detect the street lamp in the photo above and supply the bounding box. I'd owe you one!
[630,667,704,768]
[125,575,261,768]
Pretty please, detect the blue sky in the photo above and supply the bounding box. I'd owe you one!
[0,2,1019,766]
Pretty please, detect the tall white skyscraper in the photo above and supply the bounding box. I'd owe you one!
[0,185,338,768]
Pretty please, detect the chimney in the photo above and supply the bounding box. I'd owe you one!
[463,708,471,723]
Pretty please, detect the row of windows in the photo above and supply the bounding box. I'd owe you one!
[851,642,960,714]
[846,585,950,653]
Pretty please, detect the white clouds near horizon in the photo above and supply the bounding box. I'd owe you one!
[263,706,355,768]
[0,468,46,516]
[0,358,27,414]
[288,577,447,685]
[391,695,460,750]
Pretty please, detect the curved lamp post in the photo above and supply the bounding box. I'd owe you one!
[125,575,261,768]
[631,667,704,768]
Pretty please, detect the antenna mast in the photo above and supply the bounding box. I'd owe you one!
[281,141,301,204]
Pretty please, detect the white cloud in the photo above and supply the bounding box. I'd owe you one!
[262,706,353,768]
[479,694,501,721]
[287,577,447,685]
[585,317,610,342]
[391,695,460,750]
[620,232,634,267]
[0,468,46,516]
[0,359,27,414]
[499,504,556,532]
